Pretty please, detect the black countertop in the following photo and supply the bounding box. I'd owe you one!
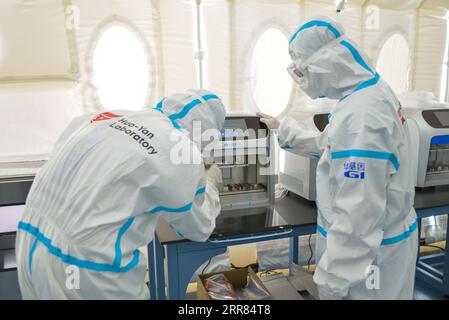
[156,187,449,245]
[156,192,318,245]
[414,186,449,210]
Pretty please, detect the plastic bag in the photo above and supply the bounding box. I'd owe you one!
[421,215,447,244]
[256,235,317,271]
[204,274,238,300]
[236,275,272,300]
[204,272,272,300]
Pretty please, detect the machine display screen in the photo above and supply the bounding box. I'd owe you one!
[423,109,449,128]
[434,111,449,127]
[221,119,248,139]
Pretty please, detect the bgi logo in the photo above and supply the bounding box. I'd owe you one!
[344,161,366,180]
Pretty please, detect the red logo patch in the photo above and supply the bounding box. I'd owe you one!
[91,112,123,123]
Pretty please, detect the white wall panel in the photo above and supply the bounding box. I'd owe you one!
[412,7,448,100]
[0,0,73,79]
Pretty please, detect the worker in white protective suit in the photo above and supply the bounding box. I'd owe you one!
[15,89,225,299]
[258,17,418,300]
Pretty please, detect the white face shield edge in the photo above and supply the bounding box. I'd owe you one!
[287,62,308,88]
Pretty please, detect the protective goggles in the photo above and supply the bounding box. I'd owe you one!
[287,62,305,83]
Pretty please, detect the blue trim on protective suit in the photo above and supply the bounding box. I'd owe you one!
[281,144,293,150]
[202,94,220,101]
[153,102,181,130]
[150,203,193,214]
[28,237,39,275]
[317,220,418,246]
[169,95,221,122]
[290,20,342,44]
[195,186,206,196]
[149,186,206,214]
[317,224,328,238]
[154,98,165,112]
[340,73,380,101]
[18,221,140,273]
[381,220,418,245]
[169,99,202,121]
[331,149,400,170]
[113,217,135,267]
[175,230,184,238]
[340,41,375,75]
[165,94,220,129]
[170,120,181,130]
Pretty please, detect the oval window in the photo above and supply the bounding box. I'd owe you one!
[250,28,292,116]
[376,34,410,94]
[93,26,150,110]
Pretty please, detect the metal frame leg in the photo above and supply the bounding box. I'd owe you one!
[289,236,299,264]
[417,218,422,265]
[443,217,449,293]
[147,235,166,300]
[166,243,180,300]
[154,235,166,300]
[289,236,299,276]
[147,241,156,299]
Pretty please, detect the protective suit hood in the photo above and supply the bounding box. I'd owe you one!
[153,89,226,149]
[289,16,377,100]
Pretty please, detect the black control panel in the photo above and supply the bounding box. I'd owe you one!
[221,116,269,140]
[423,109,449,129]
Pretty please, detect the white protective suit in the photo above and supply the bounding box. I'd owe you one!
[280,17,418,299]
[15,89,225,299]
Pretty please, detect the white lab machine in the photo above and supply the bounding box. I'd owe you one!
[407,108,449,188]
[209,115,275,211]
[279,113,329,201]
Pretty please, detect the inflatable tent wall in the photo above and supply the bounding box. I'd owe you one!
[0,0,448,177]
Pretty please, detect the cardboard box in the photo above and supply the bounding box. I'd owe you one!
[197,267,271,300]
